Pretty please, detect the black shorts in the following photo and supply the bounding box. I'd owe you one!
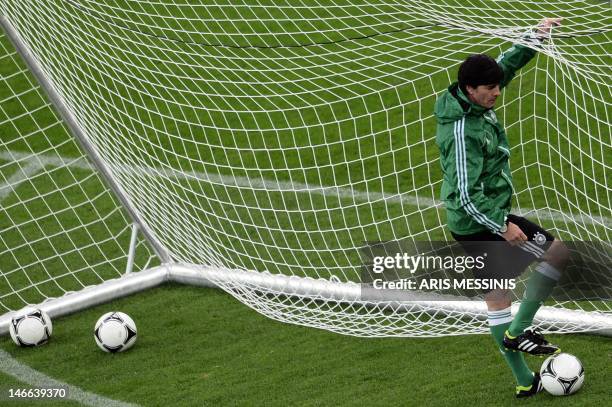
[451,214,554,287]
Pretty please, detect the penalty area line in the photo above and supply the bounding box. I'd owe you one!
[0,149,610,228]
[0,348,140,407]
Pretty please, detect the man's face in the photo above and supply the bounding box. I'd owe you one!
[466,84,501,109]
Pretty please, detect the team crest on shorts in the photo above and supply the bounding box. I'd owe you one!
[533,232,547,245]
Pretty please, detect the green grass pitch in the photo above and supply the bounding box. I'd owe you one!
[1,285,612,406]
[0,0,610,405]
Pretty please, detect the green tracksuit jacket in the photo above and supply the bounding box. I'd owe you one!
[434,44,537,235]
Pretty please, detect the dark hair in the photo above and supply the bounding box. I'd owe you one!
[458,54,504,94]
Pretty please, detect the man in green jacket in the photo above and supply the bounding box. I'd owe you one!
[435,18,569,398]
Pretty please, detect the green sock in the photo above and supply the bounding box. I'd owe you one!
[488,309,534,387]
[509,262,560,337]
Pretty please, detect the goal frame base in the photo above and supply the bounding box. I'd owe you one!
[1,264,610,337]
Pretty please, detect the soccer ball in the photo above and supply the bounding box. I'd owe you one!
[540,353,584,396]
[94,311,137,353]
[9,307,52,347]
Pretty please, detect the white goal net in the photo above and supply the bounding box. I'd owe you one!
[0,0,610,337]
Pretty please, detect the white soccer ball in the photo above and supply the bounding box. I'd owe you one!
[9,307,52,347]
[94,311,137,353]
[540,353,584,396]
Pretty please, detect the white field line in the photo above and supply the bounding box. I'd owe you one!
[0,348,139,407]
[0,161,42,203]
[0,149,610,228]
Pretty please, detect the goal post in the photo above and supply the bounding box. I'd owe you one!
[0,15,171,265]
[0,1,610,338]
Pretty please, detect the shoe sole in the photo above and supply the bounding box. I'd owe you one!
[503,347,561,357]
